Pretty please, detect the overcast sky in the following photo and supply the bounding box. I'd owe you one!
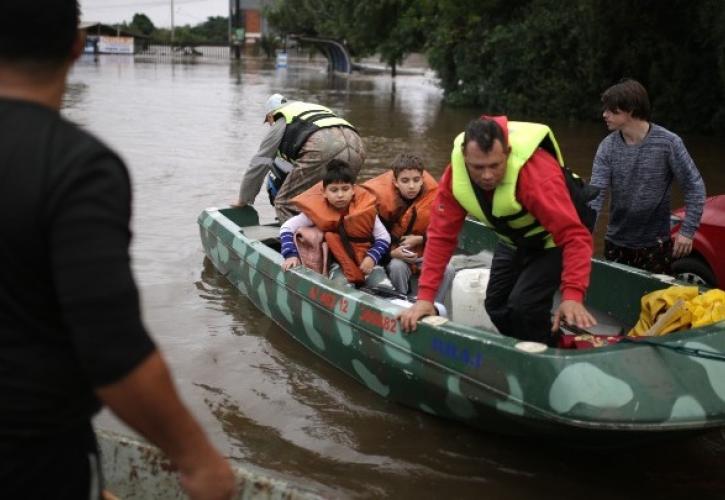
[80,0,229,28]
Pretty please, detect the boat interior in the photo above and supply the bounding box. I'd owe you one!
[237,222,629,339]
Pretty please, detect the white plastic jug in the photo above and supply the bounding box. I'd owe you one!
[450,268,497,331]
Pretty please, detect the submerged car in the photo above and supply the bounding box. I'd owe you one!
[671,194,725,288]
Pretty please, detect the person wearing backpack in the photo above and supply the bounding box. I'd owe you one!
[237,94,365,223]
[399,116,596,346]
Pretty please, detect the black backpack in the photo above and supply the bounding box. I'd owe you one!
[562,166,600,232]
[538,136,600,232]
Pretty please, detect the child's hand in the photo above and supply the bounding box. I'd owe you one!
[391,246,417,263]
[399,234,424,250]
[359,256,375,275]
[282,256,300,271]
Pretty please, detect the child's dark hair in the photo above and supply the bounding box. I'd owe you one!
[391,153,426,179]
[601,78,651,121]
[322,159,356,187]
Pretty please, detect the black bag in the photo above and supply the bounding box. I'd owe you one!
[562,166,600,232]
[538,136,600,233]
[265,158,293,205]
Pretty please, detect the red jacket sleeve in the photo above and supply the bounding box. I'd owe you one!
[417,166,467,302]
[518,149,593,302]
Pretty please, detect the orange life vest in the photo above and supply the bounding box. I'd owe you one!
[292,183,378,284]
[362,170,438,257]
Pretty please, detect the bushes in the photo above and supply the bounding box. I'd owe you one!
[426,0,725,133]
[265,0,725,133]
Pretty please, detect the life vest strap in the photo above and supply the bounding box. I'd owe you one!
[402,207,417,236]
[294,111,338,123]
[325,232,366,285]
[471,178,547,248]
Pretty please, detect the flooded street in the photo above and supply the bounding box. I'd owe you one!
[68,55,725,499]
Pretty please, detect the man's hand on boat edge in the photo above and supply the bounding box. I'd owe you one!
[552,300,597,333]
[399,298,597,336]
[398,300,437,333]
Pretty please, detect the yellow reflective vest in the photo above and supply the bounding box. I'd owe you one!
[450,121,565,248]
[273,101,355,161]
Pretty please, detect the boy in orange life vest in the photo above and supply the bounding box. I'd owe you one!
[280,159,391,285]
[363,153,455,303]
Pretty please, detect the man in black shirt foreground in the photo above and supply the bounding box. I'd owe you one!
[0,2,235,498]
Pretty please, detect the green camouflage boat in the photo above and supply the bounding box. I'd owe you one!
[198,206,725,444]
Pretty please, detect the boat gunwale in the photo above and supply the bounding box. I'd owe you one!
[202,208,725,353]
[199,207,725,432]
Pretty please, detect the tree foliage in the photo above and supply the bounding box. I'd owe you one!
[122,2,725,132]
[266,0,725,133]
[265,0,427,74]
[129,13,155,36]
[425,0,725,132]
[191,16,229,44]
[127,15,229,45]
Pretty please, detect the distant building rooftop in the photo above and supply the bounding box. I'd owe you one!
[80,22,148,39]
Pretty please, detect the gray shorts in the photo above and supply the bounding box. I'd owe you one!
[274,126,365,223]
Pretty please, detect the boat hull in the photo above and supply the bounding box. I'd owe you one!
[97,429,322,499]
[199,206,725,444]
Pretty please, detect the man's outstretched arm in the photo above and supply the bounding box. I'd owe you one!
[237,118,286,205]
[96,351,236,500]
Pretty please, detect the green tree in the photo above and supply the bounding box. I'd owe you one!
[194,16,229,44]
[265,0,320,36]
[266,0,725,132]
[352,0,427,76]
[129,12,155,36]
[173,24,206,45]
[425,0,725,132]
[259,34,281,59]
[266,0,428,76]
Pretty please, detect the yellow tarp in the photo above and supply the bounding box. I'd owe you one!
[629,285,725,337]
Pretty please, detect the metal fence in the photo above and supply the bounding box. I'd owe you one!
[134,43,231,63]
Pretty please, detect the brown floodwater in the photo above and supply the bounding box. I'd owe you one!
[67,54,725,499]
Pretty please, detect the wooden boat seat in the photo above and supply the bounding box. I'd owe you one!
[241,224,281,247]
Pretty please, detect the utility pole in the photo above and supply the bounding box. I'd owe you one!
[170,0,175,44]
[230,0,242,60]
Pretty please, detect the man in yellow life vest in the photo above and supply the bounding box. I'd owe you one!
[399,116,597,346]
[237,93,365,223]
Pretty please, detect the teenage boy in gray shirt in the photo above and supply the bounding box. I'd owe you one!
[589,78,705,274]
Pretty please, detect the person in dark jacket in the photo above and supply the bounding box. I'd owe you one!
[0,2,235,498]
